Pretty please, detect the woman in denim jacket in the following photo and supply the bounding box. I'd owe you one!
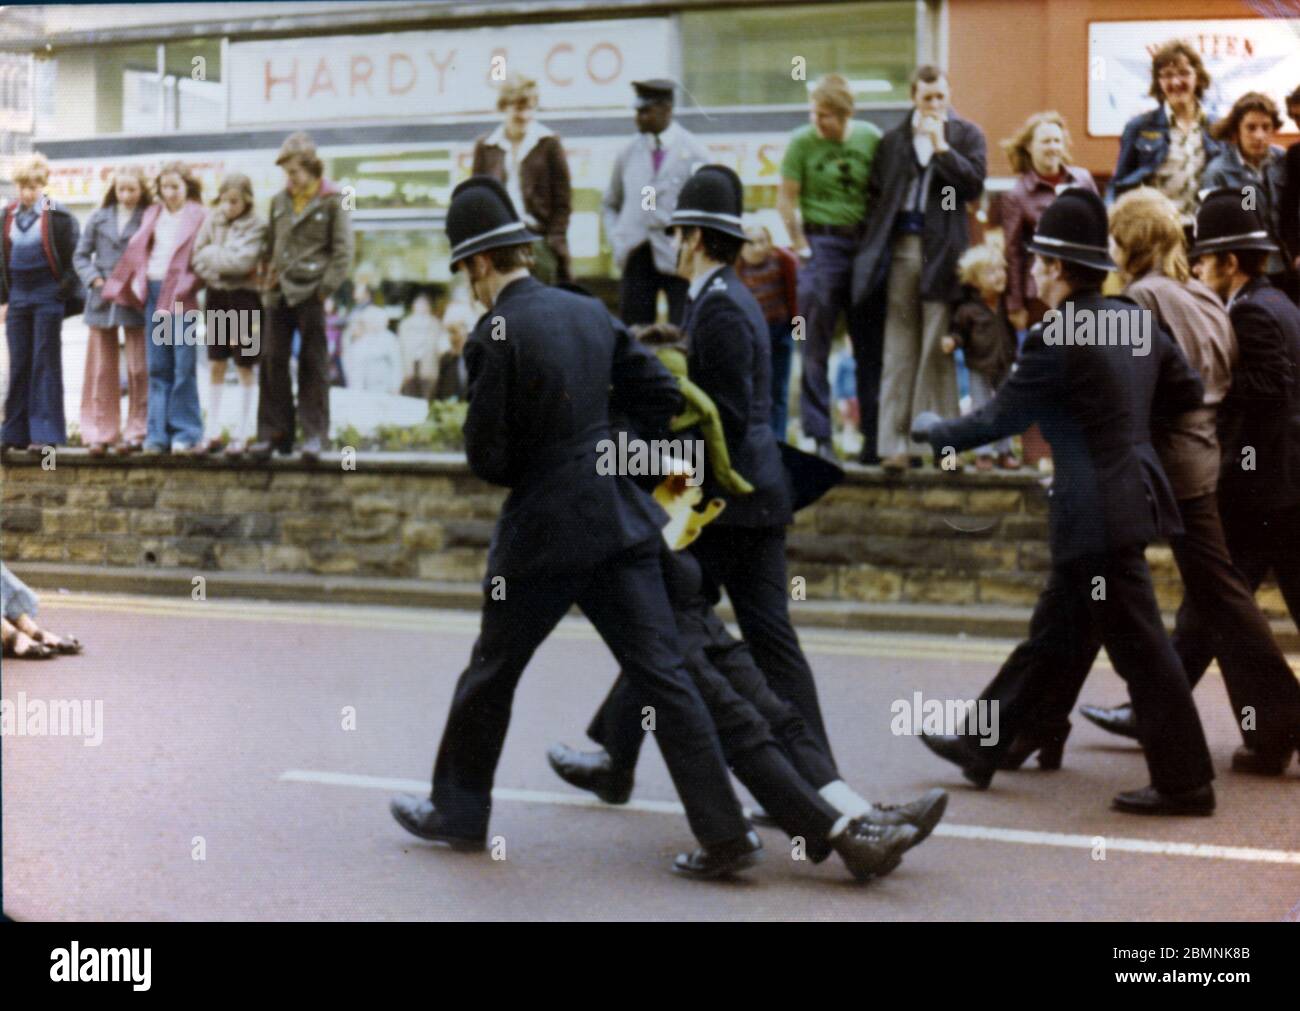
[1108,40,1222,228]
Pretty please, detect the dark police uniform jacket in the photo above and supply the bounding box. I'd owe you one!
[1217,276,1300,517]
[463,275,681,579]
[927,291,1204,563]
[684,266,793,528]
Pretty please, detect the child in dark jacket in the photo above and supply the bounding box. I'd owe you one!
[940,241,1020,471]
[737,224,799,441]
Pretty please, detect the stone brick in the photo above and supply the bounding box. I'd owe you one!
[440,520,493,549]
[14,485,68,505]
[1017,541,1054,572]
[270,473,316,490]
[161,538,215,569]
[1255,585,1288,618]
[263,545,308,572]
[65,538,105,563]
[1024,488,1051,515]
[840,565,903,602]
[44,509,95,536]
[353,544,412,577]
[106,539,142,566]
[223,489,271,513]
[352,493,404,517]
[1,506,41,532]
[949,541,1019,571]
[918,488,967,511]
[903,572,977,605]
[242,514,277,540]
[17,539,64,561]
[96,512,129,534]
[863,535,949,570]
[127,467,166,484]
[281,516,337,546]
[418,548,486,582]
[402,521,445,552]
[787,564,837,600]
[182,513,241,538]
[787,532,867,566]
[214,542,263,571]
[967,489,1023,514]
[132,512,178,536]
[77,466,125,484]
[66,486,111,507]
[342,514,401,542]
[109,486,157,508]
[305,544,360,575]
[979,573,1046,606]
[156,488,210,512]
[1000,515,1050,541]
[827,484,895,509]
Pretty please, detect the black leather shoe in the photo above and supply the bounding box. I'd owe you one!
[1079,702,1139,741]
[389,794,486,850]
[546,743,634,804]
[673,830,763,880]
[1112,784,1215,816]
[919,732,995,789]
[858,446,882,466]
[863,788,949,847]
[831,819,917,882]
[1231,744,1297,776]
[997,721,1071,770]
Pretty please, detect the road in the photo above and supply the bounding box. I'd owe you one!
[3,591,1298,921]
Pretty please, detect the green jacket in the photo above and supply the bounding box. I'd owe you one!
[656,347,754,496]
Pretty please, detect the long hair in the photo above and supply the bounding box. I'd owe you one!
[155,160,203,204]
[1001,111,1075,176]
[1108,187,1189,284]
[1148,40,1210,102]
[1211,90,1282,143]
[99,164,154,210]
[213,172,254,218]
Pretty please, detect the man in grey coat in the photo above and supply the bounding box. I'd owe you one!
[601,79,709,326]
[850,66,986,469]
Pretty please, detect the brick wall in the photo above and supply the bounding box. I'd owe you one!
[0,450,1284,617]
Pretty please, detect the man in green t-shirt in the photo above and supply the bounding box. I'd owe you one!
[778,73,881,463]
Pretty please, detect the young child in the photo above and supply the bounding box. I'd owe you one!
[104,160,208,454]
[940,241,1020,471]
[737,223,799,441]
[342,304,403,394]
[635,322,753,496]
[73,164,151,456]
[190,173,268,456]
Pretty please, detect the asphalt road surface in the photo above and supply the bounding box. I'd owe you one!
[4,591,1298,921]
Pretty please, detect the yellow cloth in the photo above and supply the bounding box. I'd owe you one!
[291,177,321,216]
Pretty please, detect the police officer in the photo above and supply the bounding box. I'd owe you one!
[389,177,761,879]
[555,165,841,797]
[1083,188,1300,773]
[911,188,1217,815]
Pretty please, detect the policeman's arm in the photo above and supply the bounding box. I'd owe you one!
[691,296,753,449]
[609,320,683,439]
[926,330,1058,453]
[1225,301,1293,407]
[462,330,517,486]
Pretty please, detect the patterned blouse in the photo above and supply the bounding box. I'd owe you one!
[1153,111,1208,224]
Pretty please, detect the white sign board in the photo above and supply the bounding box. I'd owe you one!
[228,19,674,125]
[1088,19,1300,137]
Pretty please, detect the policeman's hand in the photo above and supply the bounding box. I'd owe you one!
[910,411,942,445]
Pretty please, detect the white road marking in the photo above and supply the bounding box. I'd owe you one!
[281,769,1300,866]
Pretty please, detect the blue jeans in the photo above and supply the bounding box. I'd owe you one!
[768,320,793,440]
[2,275,66,446]
[144,280,203,449]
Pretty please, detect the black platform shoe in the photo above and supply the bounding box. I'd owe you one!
[997,721,1071,771]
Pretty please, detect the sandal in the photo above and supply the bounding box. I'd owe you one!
[35,630,83,655]
[2,631,56,660]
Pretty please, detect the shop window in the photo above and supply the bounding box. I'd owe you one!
[681,1,916,108]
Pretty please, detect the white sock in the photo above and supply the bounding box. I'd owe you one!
[827,814,852,840]
[238,382,256,443]
[819,780,873,818]
[207,380,225,440]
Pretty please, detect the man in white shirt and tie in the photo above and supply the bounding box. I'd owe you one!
[601,79,710,325]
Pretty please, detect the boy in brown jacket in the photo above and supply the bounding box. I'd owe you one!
[251,131,354,461]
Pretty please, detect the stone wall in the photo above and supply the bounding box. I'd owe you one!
[0,450,1284,617]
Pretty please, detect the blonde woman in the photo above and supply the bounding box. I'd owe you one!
[190,172,267,455]
[73,164,152,455]
[0,153,81,451]
[1072,185,1300,766]
[472,72,572,283]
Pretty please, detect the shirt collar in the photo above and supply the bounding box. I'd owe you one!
[688,265,725,301]
[485,119,554,158]
[643,120,683,150]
